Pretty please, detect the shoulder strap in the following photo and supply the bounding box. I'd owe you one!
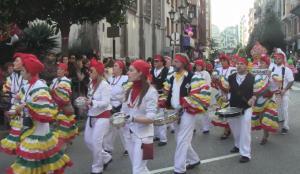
[272,67,275,72]
[281,67,285,90]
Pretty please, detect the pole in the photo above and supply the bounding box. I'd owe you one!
[113,37,116,60]
[180,16,184,52]
[173,30,176,59]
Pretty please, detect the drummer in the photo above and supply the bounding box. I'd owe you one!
[211,53,236,140]
[121,59,158,174]
[150,55,169,146]
[162,53,211,174]
[193,59,211,134]
[84,58,113,174]
[103,60,129,155]
[227,57,255,163]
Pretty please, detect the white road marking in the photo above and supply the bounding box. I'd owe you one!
[149,153,240,174]
[292,86,300,91]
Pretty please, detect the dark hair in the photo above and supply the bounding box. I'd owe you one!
[125,76,150,107]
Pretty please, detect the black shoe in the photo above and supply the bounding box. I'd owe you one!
[171,130,175,134]
[103,158,112,170]
[186,161,201,170]
[202,130,210,134]
[239,156,250,163]
[281,128,288,134]
[193,129,196,133]
[153,137,160,141]
[230,146,239,153]
[123,150,128,156]
[174,172,186,174]
[104,150,112,155]
[158,142,167,146]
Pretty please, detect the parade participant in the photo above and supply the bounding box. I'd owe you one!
[194,59,211,134]
[84,58,113,174]
[151,55,169,146]
[252,54,279,145]
[121,59,158,174]
[6,54,72,173]
[250,42,268,68]
[211,54,236,139]
[0,53,28,155]
[269,51,294,134]
[161,53,211,174]
[50,63,78,144]
[227,57,255,163]
[103,60,129,155]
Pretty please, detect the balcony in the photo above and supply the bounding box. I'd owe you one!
[291,1,300,16]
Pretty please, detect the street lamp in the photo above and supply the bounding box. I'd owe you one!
[169,8,176,59]
[188,9,194,20]
[178,4,186,16]
[168,8,176,21]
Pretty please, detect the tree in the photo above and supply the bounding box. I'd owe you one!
[0,0,133,53]
[246,4,286,54]
[208,38,219,61]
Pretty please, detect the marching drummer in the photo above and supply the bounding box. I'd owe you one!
[151,55,169,146]
[103,60,129,155]
[121,59,158,174]
[227,57,255,163]
[211,53,236,140]
[162,53,211,174]
[84,58,113,174]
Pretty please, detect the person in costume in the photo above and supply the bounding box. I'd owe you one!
[103,60,128,155]
[193,59,211,134]
[227,57,255,163]
[269,50,294,134]
[121,60,158,174]
[151,55,169,146]
[0,53,29,155]
[252,54,279,145]
[50,63,78,145]
[211,54,236,140]
[6,54,72,174]
[161,53,210,174]
[84,58,113,174]
[250,42,268,68]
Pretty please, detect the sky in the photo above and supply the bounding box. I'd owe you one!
[211,0,255,32]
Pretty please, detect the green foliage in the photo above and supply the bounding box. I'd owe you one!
[208,38,219,60]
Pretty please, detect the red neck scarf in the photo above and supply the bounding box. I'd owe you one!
[130,80,142,103]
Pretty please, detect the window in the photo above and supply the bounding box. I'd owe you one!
[167,17,170,36]
[282,0,286,16]
[176,23,178,32]
[145,0,151,19]
[157,0,162,23]
[294,18,297,35]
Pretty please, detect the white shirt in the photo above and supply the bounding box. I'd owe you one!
[154,67,163,78]
[108,75,128,107]
[121,86,158,138]
[195,70,211,85]
[87,80,112,117]
[6,72,28,104]
[171,73,186,110]
[269,64,294,94]
[236,74,246,86]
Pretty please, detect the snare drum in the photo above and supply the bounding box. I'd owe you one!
[154,109,179,126]
[110,112,127,128]
[216,107,242,120]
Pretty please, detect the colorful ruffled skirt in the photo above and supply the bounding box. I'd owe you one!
[55,112,78,143]
[6,132,72,174]
[252,99,279,132]
[0,118,22,155]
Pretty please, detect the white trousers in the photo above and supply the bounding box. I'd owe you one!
[124,132,152,174]
[154,108,167,142]
[84,117,112,173]
[103,125,127,152]
[277,94,290,129]
[195,112,211,132]
[174,112,200,173]
[228,108,252,158]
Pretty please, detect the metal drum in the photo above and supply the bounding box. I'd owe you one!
[74,96,87,109]
[154,109,179,126]
[110,112,127,128]
[251,68,269,75]
[215,107,243,120]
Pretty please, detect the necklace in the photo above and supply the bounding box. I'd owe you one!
[111,76,122,86]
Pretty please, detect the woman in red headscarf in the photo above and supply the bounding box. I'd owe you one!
[84,58,113,174]
[50,63,78,145]
[6,54,72,174]
[103,59,129,155]
[121,59,158,174]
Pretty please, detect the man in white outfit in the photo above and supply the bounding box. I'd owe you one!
[269,51,294,134]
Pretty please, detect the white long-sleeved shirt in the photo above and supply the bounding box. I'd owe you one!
[108,75,128,107]
[87,80,112,117]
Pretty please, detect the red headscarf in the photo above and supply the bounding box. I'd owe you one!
[13,52,35,62]
[115,60,126,70]
[237,57,248,65]
[273,53,285,60]
[90,58,104,74]
[131,59,151,78]
[175,53,189,65]
[194,59,206,68]
[154,55,164,62]
[57,63,68,71]
[219,53,230,62]
[22,55,44,76]
[260,54,270,66]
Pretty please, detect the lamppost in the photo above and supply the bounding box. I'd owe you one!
[169,8,176,59]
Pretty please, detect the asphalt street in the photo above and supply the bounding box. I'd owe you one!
[1,83,300,174]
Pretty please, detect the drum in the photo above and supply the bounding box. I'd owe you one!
[251,68,269,75]
[74,96,87,109]
[154,109,179,126]
[110,112,127,128]
[216,107,242,120]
